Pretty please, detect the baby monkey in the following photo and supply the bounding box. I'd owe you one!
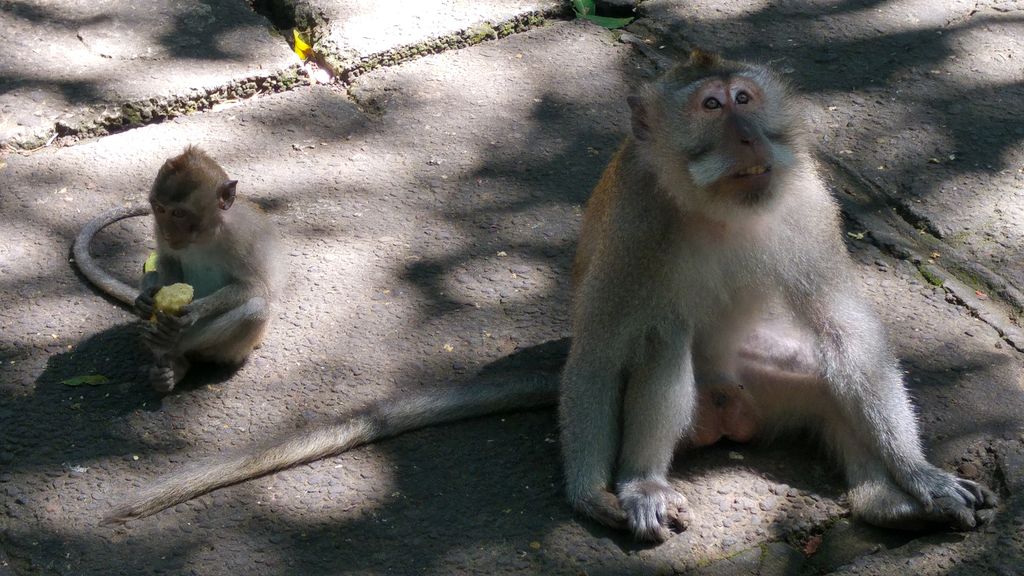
[74,146,282,391]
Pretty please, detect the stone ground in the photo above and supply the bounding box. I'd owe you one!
[1,1,1023,574]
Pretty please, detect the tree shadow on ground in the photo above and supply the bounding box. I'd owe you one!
[0,323,265,482]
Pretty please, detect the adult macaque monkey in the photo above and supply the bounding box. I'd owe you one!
[74,146,282,392]
[102,54,995,541]
[559,48,996,541]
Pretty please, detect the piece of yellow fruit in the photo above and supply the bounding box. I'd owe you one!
[150,283,194,323]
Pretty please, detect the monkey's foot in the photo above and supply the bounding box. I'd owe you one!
[149,365,176,393]
[148,357,189,393]
[855,466,998,531]
[618,478,690,542]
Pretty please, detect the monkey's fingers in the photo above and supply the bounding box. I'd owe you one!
[931,495,978,530]
[958,478,998,509]
[141,326,176,355]
[135,296,156,318]
[618,479,689,543]
[154,311,189,335]
[148,364,176,393]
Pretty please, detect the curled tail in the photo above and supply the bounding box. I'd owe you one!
[102,372,560,524]
[73,204,151,307]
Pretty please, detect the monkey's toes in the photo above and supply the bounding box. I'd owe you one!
[960,478,999,509]
[149,365,176,393]
[618,479,689,543]
[975,507,997,526]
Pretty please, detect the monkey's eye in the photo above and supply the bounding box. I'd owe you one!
[703,97,722,110]
[735,91,751,104]
[154,205,166,214]
[171,208,187,219]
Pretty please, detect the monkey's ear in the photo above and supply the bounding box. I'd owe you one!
[217,180,237,211]
[627,95,651,141]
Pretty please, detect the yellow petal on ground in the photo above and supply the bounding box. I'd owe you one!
[293,29,312,60]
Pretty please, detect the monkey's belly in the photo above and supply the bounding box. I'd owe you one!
[690,388,758,447]
[181,258,230,298]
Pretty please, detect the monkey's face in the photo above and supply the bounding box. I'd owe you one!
[150,156,233,251]
[151,199,218,251]
[683,76,779,204]
[634,62,803,211]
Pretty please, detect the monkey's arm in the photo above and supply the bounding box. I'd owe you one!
[796,286,926,467]
[134,272,161,319]
[789,275,994,527]
[171,279,262,326]
[560,341,625,496]
[103,372,558,524]
[559,292,641,529]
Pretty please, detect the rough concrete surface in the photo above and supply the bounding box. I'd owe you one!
[1,0,1023,575]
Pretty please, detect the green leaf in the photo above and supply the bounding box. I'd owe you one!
[572,0,595,16]
[581,14,634,29]
[62,374,110,387]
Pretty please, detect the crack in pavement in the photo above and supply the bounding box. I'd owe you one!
[826,154,1024,353]
[4,4,572,152]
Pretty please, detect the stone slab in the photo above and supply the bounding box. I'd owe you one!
[308,0,565,64]
[0,0,297,148]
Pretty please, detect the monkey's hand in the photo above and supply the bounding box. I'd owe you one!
[171,303,201,329]
[901,464,999,530]
[143,310,188,355]
[134,287,159,320]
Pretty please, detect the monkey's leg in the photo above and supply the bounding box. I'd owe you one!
[803,293,997,529]
[140,317,189,392]
[179,296,270,364]
[143,297,269,392]
[616,324,696,542]
[148,356,190,393]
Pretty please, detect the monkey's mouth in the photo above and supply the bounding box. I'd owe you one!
[163,236,188,250]
[733,164,771,177]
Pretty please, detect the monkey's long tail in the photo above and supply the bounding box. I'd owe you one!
[72,204,152,307]
[102,372,560,524]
